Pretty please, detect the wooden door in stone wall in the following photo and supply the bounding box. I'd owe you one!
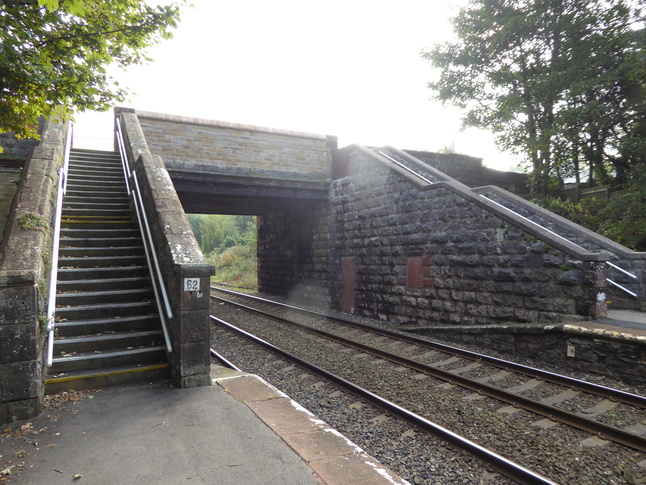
[341,257,355,314]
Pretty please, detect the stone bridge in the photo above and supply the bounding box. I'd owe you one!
[1,107,644,423]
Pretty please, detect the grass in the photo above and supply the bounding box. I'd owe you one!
[207,245,258,290]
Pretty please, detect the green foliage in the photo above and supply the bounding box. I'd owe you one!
[18,212,50,232]
[188,214,258,290]
[0,0,186,140]
[187,214,256,254]
[207,245,258,290]
[533,196,605,231]
[599,164,646,250]
[534,163,646,250]
[424,0,645,196]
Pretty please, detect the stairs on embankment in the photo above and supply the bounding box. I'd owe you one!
[46,148,169,393]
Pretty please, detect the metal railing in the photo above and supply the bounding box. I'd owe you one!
[115,118,173,353]
[479,195,639,298]
[46,121,73,368]
[369,146,639,300]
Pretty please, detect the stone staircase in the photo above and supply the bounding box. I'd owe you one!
[46,148,170,393]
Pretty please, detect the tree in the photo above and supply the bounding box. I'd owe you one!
[424,0,645,195]
[0,0,185,141]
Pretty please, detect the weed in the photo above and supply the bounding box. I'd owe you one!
[18,212,49,232]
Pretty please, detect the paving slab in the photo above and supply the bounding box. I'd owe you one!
[0,381,318,485]
[1,365,408,485]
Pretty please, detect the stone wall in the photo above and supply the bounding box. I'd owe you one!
[0,129,41,163]
[131,109,336,181]
[405,150,529,195]
[0,121,68,424]
[407,325,645,386]
[257,202,332,309]
[258,145,608,327]
[329,155,605,325]
[118,110,215,388]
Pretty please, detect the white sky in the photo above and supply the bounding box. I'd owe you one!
[73,0,521,172]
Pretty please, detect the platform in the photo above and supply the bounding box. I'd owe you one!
[0,365,406,485]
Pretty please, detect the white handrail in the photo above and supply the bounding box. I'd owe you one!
[115,118,173,353]
[46,121,73,367]
[479,195,639,298]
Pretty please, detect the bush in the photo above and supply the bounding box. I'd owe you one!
[207,245,258,290]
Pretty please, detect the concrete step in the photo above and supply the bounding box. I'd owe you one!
[56,288,154,307]
[58,254,147,268]
[56,276,151,293]
[62,208,132,219]
[67,168,124,179]
[53,329,164,354]
[49,346,167,373]
[59,246,144,257]
[66,184,128,195]
[55,300,157,321]
[60,219,137,231]
[59,236,142,248]
[57,265,150,280]
[61,227,140,238]
[45,363,170,394]
[63,194,130,205]
[63,202,130,212]
[55,314,161,336]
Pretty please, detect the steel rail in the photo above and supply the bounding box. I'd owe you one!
[210,348,242,372]
[212,295,646,453]
[211,286,646,409]
[210,315,558,485]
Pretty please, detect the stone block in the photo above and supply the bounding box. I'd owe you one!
[178,309,210,344]
[0,397,41,424]
[176,275,211,311]
[0,361,41,401]
[0,285,38,325]
[179,341,210,370]
[0,325,37,364]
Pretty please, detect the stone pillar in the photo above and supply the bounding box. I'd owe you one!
[167,266,213,388]
[581,260,609,320]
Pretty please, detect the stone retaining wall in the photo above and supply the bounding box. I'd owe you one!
[258,145,608,327]
[118,110,215,388]
[406,325,645,386]
[0,121,68,424]
[258,203,332,309]
[328,155,605,325]
[131,109,335,181]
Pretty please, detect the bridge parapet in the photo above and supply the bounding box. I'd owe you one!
[118,110,214,388]
[122,108,336,182]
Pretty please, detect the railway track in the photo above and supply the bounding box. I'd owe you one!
[210,286,646,484]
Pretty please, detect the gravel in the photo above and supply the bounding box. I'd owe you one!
[210,293,646,485]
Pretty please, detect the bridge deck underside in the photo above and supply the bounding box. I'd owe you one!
[169,172,329,215]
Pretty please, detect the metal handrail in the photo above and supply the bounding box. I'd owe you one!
[377,150,437,184]
[115,118,173,353]
[479,195,639,298]
[46,121,73,367]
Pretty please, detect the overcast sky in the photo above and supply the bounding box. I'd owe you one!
[74,0,521,172]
